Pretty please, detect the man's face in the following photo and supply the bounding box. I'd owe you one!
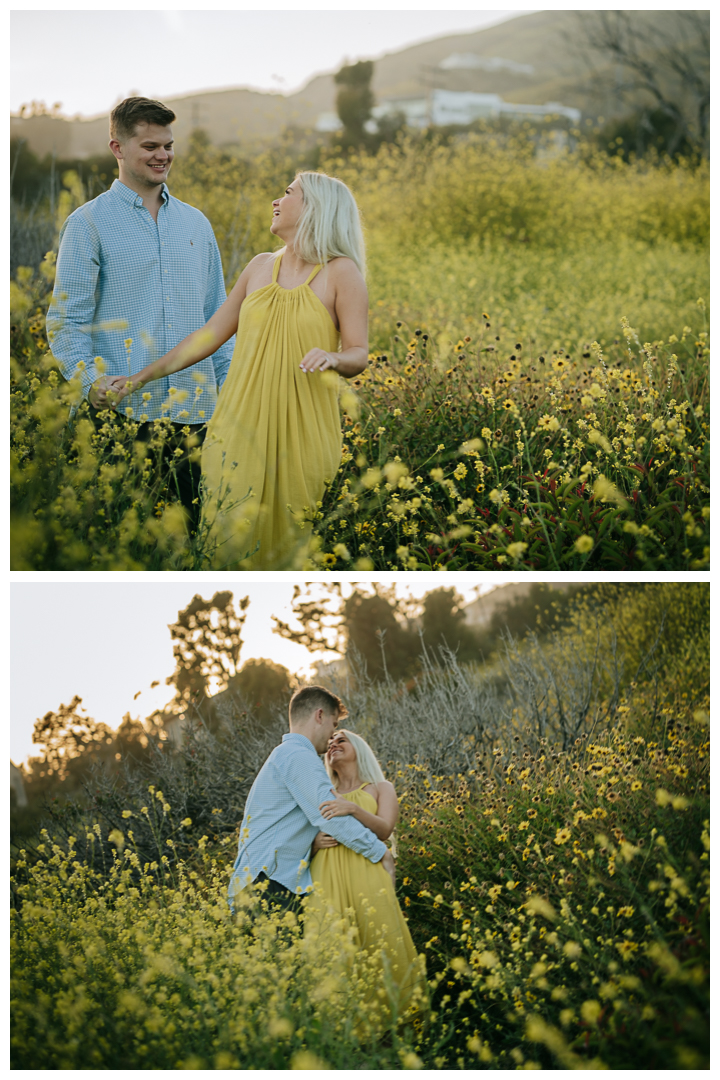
[111,122,174,189]
[318,708,340,753]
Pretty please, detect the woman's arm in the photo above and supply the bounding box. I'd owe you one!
[319,781,399,842]
[113,254,266,398]
[299,258,368,380]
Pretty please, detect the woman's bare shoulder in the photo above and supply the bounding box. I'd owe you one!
[328,256,364,281]
[376,779,396,794]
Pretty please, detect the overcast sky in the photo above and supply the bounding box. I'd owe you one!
[10,7,532,118]
[10,577,518,765]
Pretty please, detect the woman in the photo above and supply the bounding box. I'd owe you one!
[308,729,426,1031]
[114,172,368,568]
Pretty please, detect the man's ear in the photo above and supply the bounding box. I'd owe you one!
[109,139,123,162]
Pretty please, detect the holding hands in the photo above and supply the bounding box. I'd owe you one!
[89,375,127,409]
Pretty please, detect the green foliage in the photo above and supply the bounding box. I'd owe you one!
[10,135,709,569]
[391,683,709,1069]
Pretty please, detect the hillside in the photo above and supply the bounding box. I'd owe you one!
[10,9,692,159]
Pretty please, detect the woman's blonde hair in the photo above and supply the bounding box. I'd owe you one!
[292,171,365,275]
[324,729,384,787]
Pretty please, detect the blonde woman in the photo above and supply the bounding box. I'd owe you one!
[114,172,368,568]
[310,729,426,1027]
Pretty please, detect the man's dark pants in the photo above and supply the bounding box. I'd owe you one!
[253,872,303,916]
[89,408,206,534]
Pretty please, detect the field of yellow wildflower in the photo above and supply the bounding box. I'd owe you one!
[11,584,709,1068]
[10,133,709,569]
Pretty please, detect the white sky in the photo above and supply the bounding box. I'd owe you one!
[10,6,532,118]
[10,577,514,765]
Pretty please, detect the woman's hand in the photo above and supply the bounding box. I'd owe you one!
[319,790,358,820]
[300,347,338,374]
[106,376,134,405]
[88,375,126,409]
[311,831,339,855]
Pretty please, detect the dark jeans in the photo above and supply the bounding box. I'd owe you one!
[89,408,206,534]
[253,872,303,916]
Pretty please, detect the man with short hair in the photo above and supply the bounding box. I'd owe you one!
[47,96,234,531]
[228,685,394,912]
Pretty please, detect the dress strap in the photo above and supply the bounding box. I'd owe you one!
[304,263,323,285]
[272,252,283,282]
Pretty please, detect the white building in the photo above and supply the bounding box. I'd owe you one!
[318,89,580,134]
[438,53,535,76]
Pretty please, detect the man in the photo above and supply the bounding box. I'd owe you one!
[228,685,394,913]
[46,96,234,532]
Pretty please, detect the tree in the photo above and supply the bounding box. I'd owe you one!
[166,592,249,711]
[344,590,419,682]
[420,588,479,663]
[223,658,296,730]
[577,10,709,159]
[334,59,375,148]
[272,582,426,682]
[31,696,115,781]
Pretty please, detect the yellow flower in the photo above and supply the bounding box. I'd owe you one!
[180,817,192,828]
[506,541,528,561]
[574,534,593,555]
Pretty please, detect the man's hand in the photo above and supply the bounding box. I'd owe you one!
[319,790,357,820]
[311,831,339,856]
[381,848,396,888]
[89,375,125,409]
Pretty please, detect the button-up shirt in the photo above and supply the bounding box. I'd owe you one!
[47,179,234,425]
[228,732,388,905]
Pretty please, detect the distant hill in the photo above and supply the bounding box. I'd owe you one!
[9,9,691,159]
[463,582,573,630]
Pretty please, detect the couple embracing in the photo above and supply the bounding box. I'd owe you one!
[47,96,368,569]
[229,685,425,1027]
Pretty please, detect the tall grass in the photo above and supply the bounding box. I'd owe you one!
[10,134,709,569]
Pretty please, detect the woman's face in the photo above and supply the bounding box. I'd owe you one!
[271,178,303,237]
[326,731,356,767]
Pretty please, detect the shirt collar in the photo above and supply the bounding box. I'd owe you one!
[111,178,170,208]
[282,732,317,752]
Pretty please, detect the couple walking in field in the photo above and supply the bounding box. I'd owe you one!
[47,96,368,569]
[228,685,426,1028]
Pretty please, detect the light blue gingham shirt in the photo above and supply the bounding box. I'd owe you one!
[228,732,388,905]
[46,179,234,424]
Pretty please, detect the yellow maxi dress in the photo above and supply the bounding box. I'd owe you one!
[201,253,342,569]
[307,785,427,1031]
